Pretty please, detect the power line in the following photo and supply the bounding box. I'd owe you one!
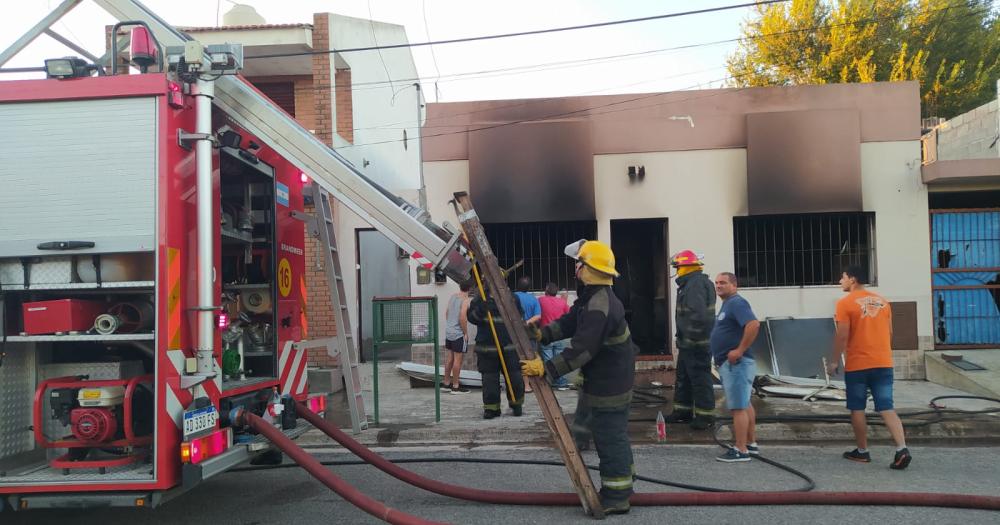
[286,0,982,96]
[338,0,991,149]
[244,0,791,59]
[296,0,986,134]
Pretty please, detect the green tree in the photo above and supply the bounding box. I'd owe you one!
[727,0,999,118]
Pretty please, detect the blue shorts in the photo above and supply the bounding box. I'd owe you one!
[845,367,894,411]
[719,357,755,410]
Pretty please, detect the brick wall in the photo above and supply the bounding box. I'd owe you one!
[304,197,340,368]
[893,349,927,380]
[335,68,354,143]
[305,13,340,369]
[312,13,334,147]
[937,97,1000,161]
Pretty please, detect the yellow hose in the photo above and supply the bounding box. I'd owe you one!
[469,258,519,405]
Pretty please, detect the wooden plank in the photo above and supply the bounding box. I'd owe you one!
[453,192,605,519]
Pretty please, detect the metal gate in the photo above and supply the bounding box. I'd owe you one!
[930,209,1000,347]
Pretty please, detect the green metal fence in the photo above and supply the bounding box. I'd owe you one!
[371,296,439,424]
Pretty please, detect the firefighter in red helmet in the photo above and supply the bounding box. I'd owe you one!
[664,249,717,430]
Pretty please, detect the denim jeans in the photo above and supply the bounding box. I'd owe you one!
[541,339,569,387]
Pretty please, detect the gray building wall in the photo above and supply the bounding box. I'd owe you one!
[937,81,1000,161]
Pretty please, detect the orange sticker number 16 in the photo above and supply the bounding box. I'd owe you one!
[278,258,292,297]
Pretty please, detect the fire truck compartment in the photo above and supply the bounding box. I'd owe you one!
[0,97,157,258]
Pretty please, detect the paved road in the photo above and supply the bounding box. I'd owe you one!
[7,445,999,524]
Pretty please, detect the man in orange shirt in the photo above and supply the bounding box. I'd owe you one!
[827,265,912,470]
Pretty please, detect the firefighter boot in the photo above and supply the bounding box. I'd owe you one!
[664,410,693,424]
[690,414,715,431]
[600,498,631,515]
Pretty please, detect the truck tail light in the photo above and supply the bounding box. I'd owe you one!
[167,81,184,108]
[306,394,326,414]
[180,427,232,464]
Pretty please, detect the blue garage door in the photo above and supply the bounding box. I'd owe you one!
[930,210,1000,346]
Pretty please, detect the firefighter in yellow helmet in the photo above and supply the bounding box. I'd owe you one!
[664,249,717,430]
[521,239,637,515]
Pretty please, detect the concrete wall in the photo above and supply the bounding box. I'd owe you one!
[592,142,931,347]
[936,91,1000,161]
[326,14,422,191]
[421,142,933,377]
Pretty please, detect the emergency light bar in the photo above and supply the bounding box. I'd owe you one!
[180,427,232,464]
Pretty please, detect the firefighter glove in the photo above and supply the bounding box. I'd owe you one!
[526,322,543,342]
[521,356,545,377]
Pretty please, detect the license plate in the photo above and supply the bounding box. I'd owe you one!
[183,406,219,439]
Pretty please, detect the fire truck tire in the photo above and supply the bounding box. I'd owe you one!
[251,448,284,466]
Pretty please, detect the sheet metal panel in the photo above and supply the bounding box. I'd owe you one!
[0,97,157,257]
[0,347,35,461]
[767,317,843,381]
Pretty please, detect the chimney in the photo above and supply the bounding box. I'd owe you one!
[223,4,266,26]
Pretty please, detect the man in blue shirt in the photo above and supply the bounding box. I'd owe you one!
[514,276,541,324]
[710,272,761,463]
[514,276,541,393]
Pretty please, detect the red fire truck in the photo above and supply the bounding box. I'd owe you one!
[0,0,469,512]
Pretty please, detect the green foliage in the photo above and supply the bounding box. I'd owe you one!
[727,0,999,117]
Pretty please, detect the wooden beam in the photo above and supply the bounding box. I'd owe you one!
[453,192,605,519]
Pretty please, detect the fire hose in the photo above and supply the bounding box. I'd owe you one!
[290,402,1000,511]
[241,400,1000,524]
[244,412,442,525]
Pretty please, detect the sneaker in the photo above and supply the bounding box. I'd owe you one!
[483,409,501,420]
[843,448,872,463]
[555,385,571,391]
[600,498,631,515]
[716,448,751,463]
[511,405,523,417]
[890,448,912,470]
[746,443,760,456]
[663,411,693,424]
[450,385,470,394]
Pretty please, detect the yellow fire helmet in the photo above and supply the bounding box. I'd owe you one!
[564,239,620,277]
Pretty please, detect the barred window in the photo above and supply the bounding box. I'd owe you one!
[733,213,876,288]
[483,221,597,291]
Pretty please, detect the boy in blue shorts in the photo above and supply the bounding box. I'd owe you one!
[710,272,761,462]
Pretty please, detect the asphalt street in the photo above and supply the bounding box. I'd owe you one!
[6,444,999,525]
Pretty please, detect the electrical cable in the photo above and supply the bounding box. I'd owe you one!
[229,454,816,493]
[327,1,989,146]
[239,0,981,97]
[266,402,1000,512]
[245,1,792,59]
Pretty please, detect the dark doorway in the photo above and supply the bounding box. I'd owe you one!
[611,219,669,355]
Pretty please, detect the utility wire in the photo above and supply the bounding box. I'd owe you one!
[291,0,985,135]
[245,1,791,59]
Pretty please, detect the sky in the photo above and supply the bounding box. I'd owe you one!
[1,0,760,103]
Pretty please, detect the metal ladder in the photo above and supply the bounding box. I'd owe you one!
[309,184,367,433]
